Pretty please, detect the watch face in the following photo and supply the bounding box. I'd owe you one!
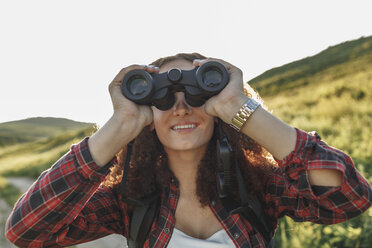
[230,99,260,131]
[246,98,261,111]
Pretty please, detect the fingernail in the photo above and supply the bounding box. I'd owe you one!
[193,59,201,63]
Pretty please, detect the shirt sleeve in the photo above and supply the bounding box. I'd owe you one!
[263,128,372,225]
[5,137,129,248]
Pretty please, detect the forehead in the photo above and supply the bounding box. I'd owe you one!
[159,59,194,73]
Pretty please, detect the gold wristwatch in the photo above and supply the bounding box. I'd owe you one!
[230,98,261,132]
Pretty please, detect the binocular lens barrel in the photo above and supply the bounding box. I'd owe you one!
[201,68,223,87]
[128,76,148,96]
[121,61,229,109]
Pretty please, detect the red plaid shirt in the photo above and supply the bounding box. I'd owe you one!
[6,129,372,248]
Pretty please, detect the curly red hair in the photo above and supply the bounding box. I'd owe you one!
[102,53,277,206]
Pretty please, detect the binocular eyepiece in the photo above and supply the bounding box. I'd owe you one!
[121,61,229,110]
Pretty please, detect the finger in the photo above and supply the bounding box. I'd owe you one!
[145,65,160,74]
[109,64,150,95]
[192,59,203,67]
[193,58,243,86]
[111,64,160,85]
[203,95,218,117]
[193,57,236,71]
[111,64,147,83]
[193,58,213,67]
[206,58,243,86]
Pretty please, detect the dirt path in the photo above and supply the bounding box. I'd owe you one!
[5,177,35,193]
[1,177,126,248]
[0,198,17,248]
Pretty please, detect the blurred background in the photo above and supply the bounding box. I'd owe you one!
[1,1,371,247]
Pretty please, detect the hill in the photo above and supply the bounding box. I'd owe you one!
[249,35,372,96]
[248,35,372,169]
[0,117,94,146]
[0,117,96,210]
[0,124,96,178]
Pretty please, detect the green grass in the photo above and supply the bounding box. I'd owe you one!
[0,177,22,207]
[0,126,95,209]
[0,126,96,178]
[249,35,372,97]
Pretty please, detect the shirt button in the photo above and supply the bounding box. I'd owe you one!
[164,228,170,234]
[169,194,174,198]
[211,200,216,206]
[233,232,239,239]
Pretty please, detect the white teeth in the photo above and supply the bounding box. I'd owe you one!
[172,124,196,130]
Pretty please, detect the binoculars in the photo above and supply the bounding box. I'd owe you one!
[121,61,229,110]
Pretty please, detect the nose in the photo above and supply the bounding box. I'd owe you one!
[173,92,192,117]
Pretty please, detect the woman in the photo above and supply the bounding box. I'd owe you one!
[6,53,372,248]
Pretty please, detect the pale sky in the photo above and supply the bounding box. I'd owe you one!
[1,0,371,127]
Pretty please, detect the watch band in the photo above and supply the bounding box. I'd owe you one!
[230,98,261,132]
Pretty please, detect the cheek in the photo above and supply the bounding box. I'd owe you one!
[153,121,164,140]
[200,117,215,140]
[206,121,215,140]
[153,118,166,133]
[152,113,167,141]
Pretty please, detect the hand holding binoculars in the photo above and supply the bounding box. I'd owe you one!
[121,61,229,110]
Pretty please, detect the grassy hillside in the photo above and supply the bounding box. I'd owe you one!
[0,118,95,211]
[248,36,372,248]
[0,117,93,146]
[0,125,96,178]
[249,35,372,97]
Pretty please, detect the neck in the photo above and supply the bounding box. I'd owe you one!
[166,147,207,197]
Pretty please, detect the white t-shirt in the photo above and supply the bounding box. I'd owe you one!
[167,228,236,248]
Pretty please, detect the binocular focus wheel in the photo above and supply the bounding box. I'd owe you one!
[167,68,182,82]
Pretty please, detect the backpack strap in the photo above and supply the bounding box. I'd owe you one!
[231,155,274,246]
[125,195,160,248]
[216,120,274,246]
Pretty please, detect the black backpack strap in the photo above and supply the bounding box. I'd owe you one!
[232,199,274,246]
[216,120,274,246]
[126,195,160,248]
[231,156,274,246]
[127,204,149,248]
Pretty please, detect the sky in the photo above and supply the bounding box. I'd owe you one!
[1,0,371,127]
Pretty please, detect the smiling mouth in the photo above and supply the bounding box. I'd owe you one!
[171,124,197,131]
